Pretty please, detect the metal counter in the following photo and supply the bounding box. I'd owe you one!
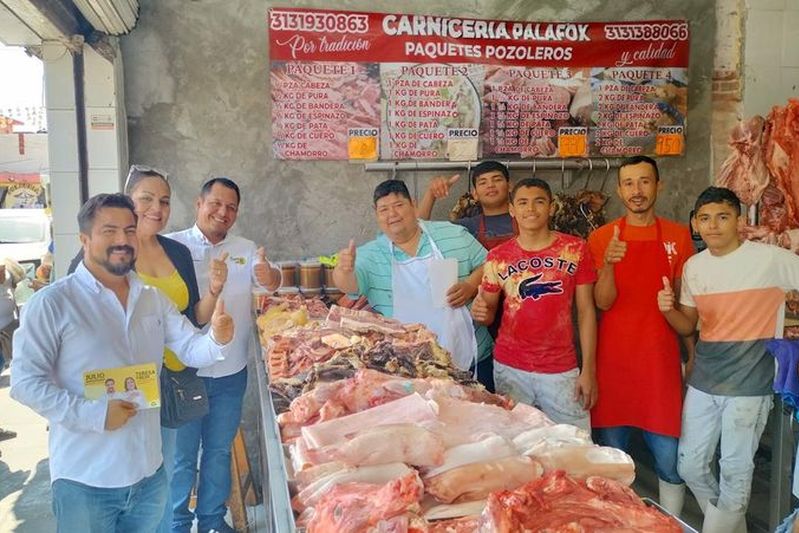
[255,343,297,533]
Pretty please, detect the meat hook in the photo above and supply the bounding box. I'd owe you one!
[581,158,594,191]
[599,158,611,192]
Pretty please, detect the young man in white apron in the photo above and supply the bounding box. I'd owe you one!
[332,180,492,374]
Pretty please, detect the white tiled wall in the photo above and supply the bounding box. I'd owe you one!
[743,0,799,116]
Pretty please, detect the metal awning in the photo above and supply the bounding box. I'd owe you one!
[0,0,139,48]
[71,0,138,35]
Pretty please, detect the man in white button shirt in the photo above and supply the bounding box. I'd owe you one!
[10,193,235,533]
[167,178,281,533]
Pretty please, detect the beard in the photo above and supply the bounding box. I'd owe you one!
[624,196,654,214]
[97,246,136,275]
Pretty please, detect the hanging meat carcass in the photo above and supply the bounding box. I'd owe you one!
[715,115,770,206]
[763,98,799,228]
[552,190,608,239]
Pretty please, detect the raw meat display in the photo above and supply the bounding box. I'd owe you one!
[480,470,682,532]
[716,116,770,206]
[527,445,636,485]
[304,423,446,468]
[424,455,544,504]
[301,392,437,449]
[423,435,518,479]
[428,516,482,533]
[304,472,424,533]
[293,462,414,512]
[422,498,486,521]
[255,294,667,531]
[764,98,799,228]
[278,369,510,441]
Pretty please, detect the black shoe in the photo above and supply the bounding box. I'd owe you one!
[0,428,17,442]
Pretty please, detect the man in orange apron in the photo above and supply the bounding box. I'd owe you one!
[587,156,694,516]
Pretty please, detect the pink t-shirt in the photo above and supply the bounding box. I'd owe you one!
[482,232,597,373]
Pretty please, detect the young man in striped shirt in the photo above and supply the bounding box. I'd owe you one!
[658,186,799,533]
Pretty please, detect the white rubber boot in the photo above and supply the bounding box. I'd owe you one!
[659,479,686,517]
[702,501,745,533]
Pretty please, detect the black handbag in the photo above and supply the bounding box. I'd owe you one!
[160,366,209,428]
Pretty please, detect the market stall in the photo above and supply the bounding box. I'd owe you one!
[251,290,696,532]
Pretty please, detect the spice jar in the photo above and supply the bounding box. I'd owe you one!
[323,264,336,289]
[278,261,298,287]
[299,260,322,291]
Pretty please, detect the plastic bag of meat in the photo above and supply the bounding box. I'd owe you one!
[305,472,424,533]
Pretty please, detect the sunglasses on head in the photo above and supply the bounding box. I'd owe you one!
[124,165,169,191]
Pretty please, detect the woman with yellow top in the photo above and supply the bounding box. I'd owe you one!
[68,165,228,533]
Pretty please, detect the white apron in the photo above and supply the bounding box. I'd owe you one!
[391,223,478,371]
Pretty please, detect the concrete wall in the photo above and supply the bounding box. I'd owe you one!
[122,0,716,256]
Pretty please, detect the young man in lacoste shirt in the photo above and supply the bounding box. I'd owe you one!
[471,177,597,431]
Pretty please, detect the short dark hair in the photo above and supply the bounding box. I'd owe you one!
[471,160,510,186]
[124,165,170,195]
[77,193,137,234]
[693,186,742,215]
[511,177,552,202]
[618,155,659,182]
[373,179,412,206]
[201,177,241,205]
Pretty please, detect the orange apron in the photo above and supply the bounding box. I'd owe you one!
[591,218,683,437]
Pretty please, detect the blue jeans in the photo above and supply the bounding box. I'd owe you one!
[157,426,177,533]
[597,426,683,484]
[52,465,166,533]
[171,368,246,532]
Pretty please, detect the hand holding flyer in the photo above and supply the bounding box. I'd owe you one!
[84,363,160,410]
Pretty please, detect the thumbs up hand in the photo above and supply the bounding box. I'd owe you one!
[253,246,280,289]
[208,251,229,298]
[470,286,492,325]
[211,298,234,344]
[428,174,461,199]
[603,225,627,265]
[338,239,356,273]
[657,276,675,313]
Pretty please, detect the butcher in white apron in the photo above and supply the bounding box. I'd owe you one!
[390,222,478,371]
[332,179,489,374]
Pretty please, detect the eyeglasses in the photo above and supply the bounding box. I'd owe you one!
[124,165,169,192]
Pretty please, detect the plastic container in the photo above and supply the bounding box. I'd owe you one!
[323,264,336,288]
[299,260,322,291]
[278,261,298,287]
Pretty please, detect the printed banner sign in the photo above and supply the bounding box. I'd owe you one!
[269,8,689,160]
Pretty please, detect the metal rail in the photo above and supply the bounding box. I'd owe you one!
[364,158,624,192]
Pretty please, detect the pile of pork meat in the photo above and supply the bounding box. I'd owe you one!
[258,301,683,532]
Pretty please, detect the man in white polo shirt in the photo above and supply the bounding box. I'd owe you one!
[10,193,233,532]
[168,177,281,533]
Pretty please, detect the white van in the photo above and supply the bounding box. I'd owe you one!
[0,208,51,269]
